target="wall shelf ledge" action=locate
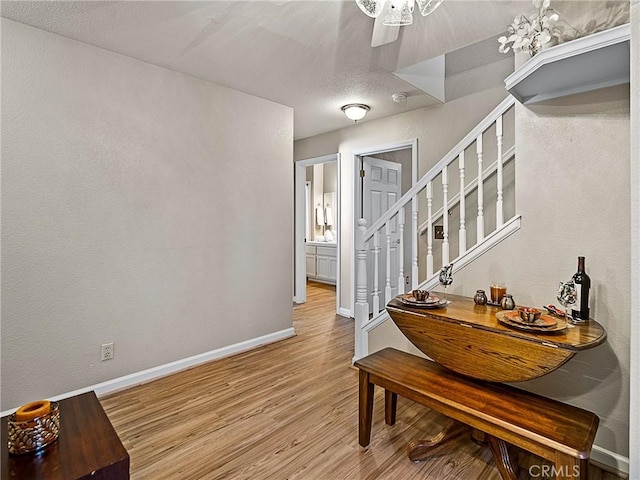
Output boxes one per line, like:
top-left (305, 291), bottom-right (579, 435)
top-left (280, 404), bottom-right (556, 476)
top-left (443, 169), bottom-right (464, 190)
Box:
top-left (504, 23), bottom-right (630, 105)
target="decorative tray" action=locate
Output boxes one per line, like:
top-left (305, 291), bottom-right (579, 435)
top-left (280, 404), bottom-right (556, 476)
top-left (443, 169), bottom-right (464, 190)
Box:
top-left (399, 293), bottom-right (447, 309)
top-left (496, 311), bottom-right (567, 333)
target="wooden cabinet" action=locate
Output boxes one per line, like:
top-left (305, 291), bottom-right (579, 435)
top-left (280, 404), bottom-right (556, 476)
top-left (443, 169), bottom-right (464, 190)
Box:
top-left (306, 243), bottom-right (336, 284)
top-left (1, 392), bottom-right (129, 479)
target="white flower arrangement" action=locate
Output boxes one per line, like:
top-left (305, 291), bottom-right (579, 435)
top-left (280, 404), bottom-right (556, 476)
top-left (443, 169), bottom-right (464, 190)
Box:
top-left (498, 0), bottom-right (629, 57)
top-left (498, 0), bottom-right (563, 56)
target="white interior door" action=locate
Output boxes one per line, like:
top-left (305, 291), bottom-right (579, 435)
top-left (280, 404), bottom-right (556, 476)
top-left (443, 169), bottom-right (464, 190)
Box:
top-left (362, 156), bottom-right (402, 305)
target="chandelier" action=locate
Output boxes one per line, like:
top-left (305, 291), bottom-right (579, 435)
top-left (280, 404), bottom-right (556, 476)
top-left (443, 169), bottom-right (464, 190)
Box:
top-left (356, 0), bottom-right (444, 26)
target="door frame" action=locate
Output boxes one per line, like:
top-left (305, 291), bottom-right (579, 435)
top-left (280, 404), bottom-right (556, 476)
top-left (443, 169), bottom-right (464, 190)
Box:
top-left (361, 155), bottom-right (403, 306)
top-left (351, 139), bottom-right (417, 316)
top-left (294, 153), bottom-right (341, 310)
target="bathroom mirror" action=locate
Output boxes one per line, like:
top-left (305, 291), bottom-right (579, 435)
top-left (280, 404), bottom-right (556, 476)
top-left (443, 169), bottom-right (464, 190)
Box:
top-left (306, 162), bottom-right (337, 243)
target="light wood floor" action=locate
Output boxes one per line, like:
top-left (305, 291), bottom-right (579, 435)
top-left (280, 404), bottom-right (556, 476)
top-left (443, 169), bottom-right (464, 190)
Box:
top-left (101, 282), bottom-right (624, 480)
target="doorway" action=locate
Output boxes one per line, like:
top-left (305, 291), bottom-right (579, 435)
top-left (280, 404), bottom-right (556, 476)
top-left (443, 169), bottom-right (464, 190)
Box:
top-left (352, 140), bottom-right (417, 315)
top-left (361, 156), bottom-right (403, 305)
top-left (294, 153), bottom-right (340, 312)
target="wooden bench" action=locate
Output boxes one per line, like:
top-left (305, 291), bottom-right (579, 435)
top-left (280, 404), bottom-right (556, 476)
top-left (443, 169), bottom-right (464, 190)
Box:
top-left (354, 347), bottom-right (599, 480)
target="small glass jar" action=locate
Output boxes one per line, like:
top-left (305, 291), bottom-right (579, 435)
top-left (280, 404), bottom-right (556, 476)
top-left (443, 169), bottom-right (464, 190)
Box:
top-left (500, 293), bottom-right (515, 310)
top-left (473, 290), bottom-right (487, 305)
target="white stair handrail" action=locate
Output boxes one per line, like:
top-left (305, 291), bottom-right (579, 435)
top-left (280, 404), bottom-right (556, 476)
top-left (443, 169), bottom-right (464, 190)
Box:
top-left (361, 95), bottom-right (516, 243)
top-left (418, 145), bottom-right (516, 236)
top-left (362, 215), bottom-right (522, 334)
top-left (355, 95), bottom-right (519, 362)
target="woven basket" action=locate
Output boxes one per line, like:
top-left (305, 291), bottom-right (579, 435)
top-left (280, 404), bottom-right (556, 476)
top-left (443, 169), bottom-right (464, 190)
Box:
top-left (7, 402), bottom-right (60, 455)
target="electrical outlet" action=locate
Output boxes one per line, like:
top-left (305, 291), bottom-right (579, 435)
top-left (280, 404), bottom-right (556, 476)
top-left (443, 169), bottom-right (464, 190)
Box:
top-left (101, 343), bottom-right (114, 361)
top-left (434, 225), bottom-right (445, 240)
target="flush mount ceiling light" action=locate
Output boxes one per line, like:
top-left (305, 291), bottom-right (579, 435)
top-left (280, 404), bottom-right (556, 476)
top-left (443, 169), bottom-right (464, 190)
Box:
top-left (341, 104), bottom-right (370, 122)
top-left (356, 0), bottom-right (444, 26)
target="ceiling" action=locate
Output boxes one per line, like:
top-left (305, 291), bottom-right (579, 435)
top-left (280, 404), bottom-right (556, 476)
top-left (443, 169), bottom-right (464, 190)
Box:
top-left (1, 1), bottom-right (529, 140)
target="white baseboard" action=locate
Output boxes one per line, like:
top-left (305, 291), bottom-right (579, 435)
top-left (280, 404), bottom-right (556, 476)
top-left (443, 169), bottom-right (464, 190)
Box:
top-left (591, 444), bottom-right (630, 475)
top-left (338, 307), bottom-right (352, 318)
top-left (1, 327), bottom-right (296, 416)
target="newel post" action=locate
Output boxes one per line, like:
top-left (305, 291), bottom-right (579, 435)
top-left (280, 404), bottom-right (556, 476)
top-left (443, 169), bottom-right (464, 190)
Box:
top-left (354, 218), bottom-right (369, 360)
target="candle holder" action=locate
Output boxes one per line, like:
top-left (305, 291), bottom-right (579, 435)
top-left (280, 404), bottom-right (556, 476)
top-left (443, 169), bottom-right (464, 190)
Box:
top-left (7, 402), bottom-right (60, 455)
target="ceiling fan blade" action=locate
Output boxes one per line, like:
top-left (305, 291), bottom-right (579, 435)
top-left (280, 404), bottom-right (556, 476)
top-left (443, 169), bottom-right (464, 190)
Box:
top-left (371, 15), bottom-right (399, 47)
top-left (415, 0), bottom-right (444, 16)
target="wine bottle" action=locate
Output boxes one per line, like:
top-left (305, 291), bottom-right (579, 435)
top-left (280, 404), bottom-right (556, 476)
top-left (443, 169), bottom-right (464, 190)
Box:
top-left (571, 256), bottom-right (591, 320)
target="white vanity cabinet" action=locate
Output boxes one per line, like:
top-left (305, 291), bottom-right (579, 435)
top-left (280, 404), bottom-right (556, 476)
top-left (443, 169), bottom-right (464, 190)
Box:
top-left (305, 245), bottom-right (317, 278)
top-left (305, 243), bottom-right (337, 284)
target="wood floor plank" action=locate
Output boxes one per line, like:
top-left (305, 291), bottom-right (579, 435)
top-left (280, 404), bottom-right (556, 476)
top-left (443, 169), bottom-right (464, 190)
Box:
top-left (100, 281), bottom-right (625, 480)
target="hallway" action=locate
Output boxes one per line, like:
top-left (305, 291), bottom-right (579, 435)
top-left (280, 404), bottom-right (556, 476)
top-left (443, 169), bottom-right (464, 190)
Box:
top-left (100, 282), bottom-right (621, 479)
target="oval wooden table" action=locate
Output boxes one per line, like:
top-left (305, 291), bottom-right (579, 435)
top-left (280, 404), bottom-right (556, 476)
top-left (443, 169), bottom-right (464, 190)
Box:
top-left (386, 293), bottom-right (606, 383)
top-left (384, 293), bottom-right (607, 477)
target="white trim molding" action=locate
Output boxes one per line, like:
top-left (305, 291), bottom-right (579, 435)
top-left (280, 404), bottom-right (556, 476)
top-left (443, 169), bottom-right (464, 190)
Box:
top-left (294, 153), bottom-right (341, 314)
top-left (0, 328), bottom-right (296, 417)
top-left (591, 444), bottom-right (630, 476)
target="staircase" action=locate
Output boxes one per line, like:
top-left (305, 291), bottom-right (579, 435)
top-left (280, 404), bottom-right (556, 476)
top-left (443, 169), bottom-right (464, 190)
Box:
top-left (354, 95), bottom-right (520, 360)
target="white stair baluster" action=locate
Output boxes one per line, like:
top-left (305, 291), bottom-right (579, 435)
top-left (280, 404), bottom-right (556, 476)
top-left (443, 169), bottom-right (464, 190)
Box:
top-left (412, 197), bottom-right (419, 289)
top-left (372, 231), bottom-right (381, 315)
top-left (476, 134), bottom-right (485, 241)
top-left (385, 223), bottom-right (392, 304)
top-left (496, 116), bottom-right (504, 228)
top-left (442, 167), bottom-right (449, 266)
top-left (354, 219), bottom-right (369, 359)
top-left (353, 96), bottom-right (517, 362)
top-left (458, 151), bottom-right (467, 255)
top-left (426, 181), bottom-right (434, 277)
top-left (397, 207), bottom-right (405, 295)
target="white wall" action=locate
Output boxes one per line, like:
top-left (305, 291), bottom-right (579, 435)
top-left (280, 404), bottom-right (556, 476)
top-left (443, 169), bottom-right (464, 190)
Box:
top-left (1, 20), bottom-right (294, 409)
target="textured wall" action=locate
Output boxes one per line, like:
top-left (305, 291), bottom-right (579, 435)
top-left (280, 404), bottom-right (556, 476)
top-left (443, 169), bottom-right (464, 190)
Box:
top-left (449, 84), bottom-right (631, 459)
top-left (367, 84), bottom-right (631, 461)
top-left (1, 20), bottom-right (294, 409)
